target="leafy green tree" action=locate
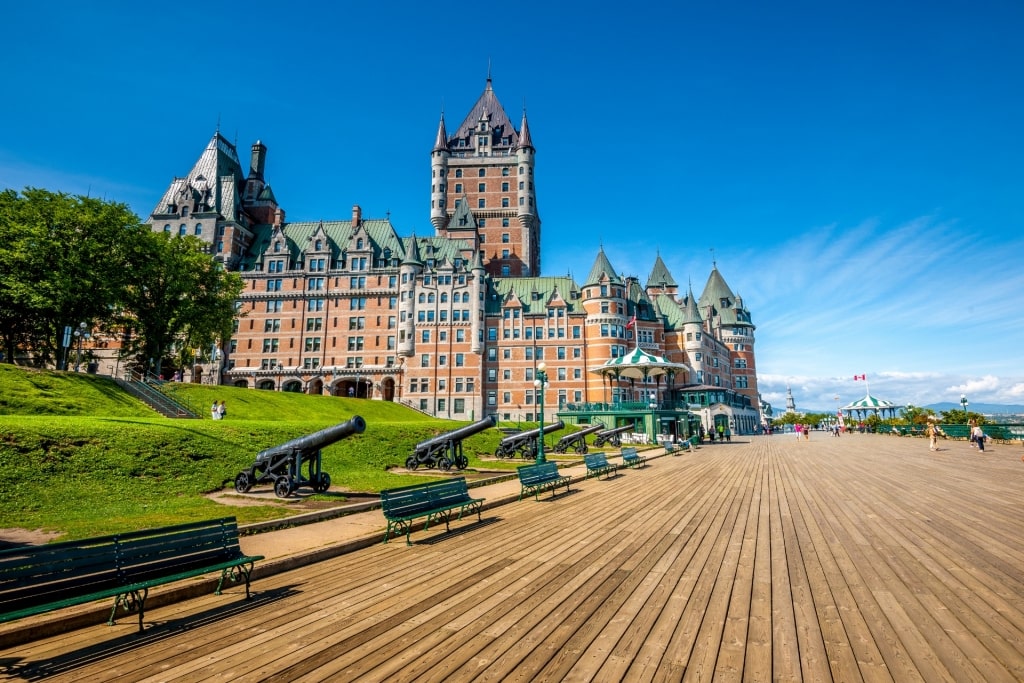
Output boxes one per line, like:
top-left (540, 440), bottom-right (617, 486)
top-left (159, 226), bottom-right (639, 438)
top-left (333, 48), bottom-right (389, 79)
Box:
top-left (0, 188), bottom-right (139, 366)
top-left (118, 232), bottom-right (243, 377)
top-left (900, 404), bottom-right (936, 425)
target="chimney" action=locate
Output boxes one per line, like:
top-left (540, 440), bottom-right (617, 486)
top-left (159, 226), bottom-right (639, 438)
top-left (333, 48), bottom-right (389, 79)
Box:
top-left (250, 140), bottom-right (267, 180)
top-left (274, 207), bottom-right (285, 228)
top-left (352, 204), bottom-right (362, 226)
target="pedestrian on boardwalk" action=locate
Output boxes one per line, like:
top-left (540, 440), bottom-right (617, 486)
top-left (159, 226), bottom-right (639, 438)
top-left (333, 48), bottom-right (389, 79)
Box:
top-left (926, 419), bottom-right (938, 451)
top-left (972, 424), bottom-right (986, 452)
top-left (795, 423), bottom-right (802, 440)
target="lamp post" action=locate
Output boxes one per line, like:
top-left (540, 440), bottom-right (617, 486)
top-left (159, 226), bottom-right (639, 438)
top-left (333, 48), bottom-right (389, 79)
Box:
top-left (960, 394), bottom-right (968, 422)
top-left (72, 322), bottom-right (89, 372)
top-left (533, 362), bottom-right (550, 464)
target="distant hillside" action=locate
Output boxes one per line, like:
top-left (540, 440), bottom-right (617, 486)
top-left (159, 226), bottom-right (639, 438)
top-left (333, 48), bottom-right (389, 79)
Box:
top-left (923, 402), bottom-right (1024, 415)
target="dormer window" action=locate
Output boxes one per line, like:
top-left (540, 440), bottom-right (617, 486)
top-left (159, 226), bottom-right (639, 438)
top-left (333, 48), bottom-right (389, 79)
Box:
top-left (181, 206), bottom-right (189, 217)
top-left (273, 241), bottom-right (281, 253)
top-left (315, 240), bottom-right (322, 250)
top-left (356, 238), bottom-right (363, 249)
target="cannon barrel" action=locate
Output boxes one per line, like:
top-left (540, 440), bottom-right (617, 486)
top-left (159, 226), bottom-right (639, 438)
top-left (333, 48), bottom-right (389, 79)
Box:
top-left (596, 424), bottom-right (632, 437)
top-left (557, 423), bottom-right (604, 442)
top-left (414, 415), bottom-right (497, 453)
top-left (499, 420), bottom-right (565, 445)
top-left (257, 415), bottom-right (367, 461)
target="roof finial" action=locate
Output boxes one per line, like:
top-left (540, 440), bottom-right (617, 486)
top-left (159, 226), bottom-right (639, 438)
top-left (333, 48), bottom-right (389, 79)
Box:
top-left (487, 58), bottom-right (492, 82)
top-left (710, 247), bottom-right (716, 267)
top-left (216, 113), bottom-right (221, 135)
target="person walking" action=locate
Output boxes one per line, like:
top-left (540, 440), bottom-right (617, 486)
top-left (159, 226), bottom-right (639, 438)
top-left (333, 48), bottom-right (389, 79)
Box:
top-left (211, 401), bottom-right (220, 420)
top-left (972, 424), bottom-right (986, 453)
top-left (217, 400), bottom-right (226, 419)
top-left (926, 420), bottom-right (938, 451)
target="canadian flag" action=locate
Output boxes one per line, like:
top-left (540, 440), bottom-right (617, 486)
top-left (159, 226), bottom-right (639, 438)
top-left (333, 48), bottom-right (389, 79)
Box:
top-left (626, 315), bottom-right (636, 330)
top-left (853, 374), bottom-right (866, 381)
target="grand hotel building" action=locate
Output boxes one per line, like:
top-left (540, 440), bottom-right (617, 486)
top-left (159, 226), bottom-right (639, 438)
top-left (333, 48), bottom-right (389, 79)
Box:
top-left (148, 78), bottom-right (763, 434)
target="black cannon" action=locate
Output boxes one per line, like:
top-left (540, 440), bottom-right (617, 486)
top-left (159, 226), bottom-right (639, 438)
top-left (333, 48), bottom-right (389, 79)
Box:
top-left (552, 423), bottom-right (605, 454)
top-left (406, 415), bottom-right (497, 471)
top-left (593, 424), bottom-right (633, 447)
top-left (495, 420), bottom-right (566, 459)
top-left (234, 415), bottom-right (366, 498)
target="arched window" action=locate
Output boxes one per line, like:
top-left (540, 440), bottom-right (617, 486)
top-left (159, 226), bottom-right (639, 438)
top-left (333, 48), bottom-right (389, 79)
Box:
top-left (478, 168), bottom-right (485, 177)
top-left (427, 293), bottom-right (435, 303)
top-left (356, 238), bottom-right (364, 249)
top-left (440, 292), bottom-right (448, 303)
top-left (194, 223), bottom-right (202, 236)
top-left (179, 224), bottom-right (187, 236)
top-left (315, 240), bottom-right (322, 250)
top-left (163, 224), bottom-right (171, 233)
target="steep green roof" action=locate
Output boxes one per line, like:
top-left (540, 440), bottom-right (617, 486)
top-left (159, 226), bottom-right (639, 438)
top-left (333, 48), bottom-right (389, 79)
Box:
top-left (584, 247), bottom-right (622, 286)
top-left (646, 254), bottom-right (677, 289)
top-left (242, 218), bottom-right (403, 268)
top-left (485, 276), bottom-right (582, 315)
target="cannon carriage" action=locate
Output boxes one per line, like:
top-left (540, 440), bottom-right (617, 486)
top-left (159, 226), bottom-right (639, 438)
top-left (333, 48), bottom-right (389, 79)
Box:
top-left (593, 424), bottom-right (633, 447)
top-left (405, 415), bottom-right (497, 471)
top-left (551, 423), bottom-right (605, 454)
top-left (495, 421), bottom-right (566, 459)
top-left (234, 415), bottom-right (366, 498)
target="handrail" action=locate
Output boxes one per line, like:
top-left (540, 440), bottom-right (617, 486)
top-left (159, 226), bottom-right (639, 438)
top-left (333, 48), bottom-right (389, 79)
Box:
top-left (124, 372), bottom-right (199, 418)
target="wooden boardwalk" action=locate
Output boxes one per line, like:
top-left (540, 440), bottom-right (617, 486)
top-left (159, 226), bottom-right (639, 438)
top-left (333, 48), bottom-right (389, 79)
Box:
top-left (3, 434), bottom-right (1024, 682)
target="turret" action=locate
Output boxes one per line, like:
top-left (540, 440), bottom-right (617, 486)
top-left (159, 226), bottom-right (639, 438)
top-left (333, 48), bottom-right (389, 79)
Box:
top-left (398, 235), bottom-right (423, 357)
top-left (430, 114), bottom-right (449, 231)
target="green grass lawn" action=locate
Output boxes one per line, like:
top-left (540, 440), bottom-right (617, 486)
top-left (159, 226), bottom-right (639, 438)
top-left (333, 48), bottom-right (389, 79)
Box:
top-left (0, 366), bottom-right (541, 540)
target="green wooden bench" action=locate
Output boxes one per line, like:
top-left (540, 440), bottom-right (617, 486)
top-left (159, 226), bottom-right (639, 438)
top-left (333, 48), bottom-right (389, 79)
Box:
top-left (0, 517), bottom-right (262, 633)
top-left (621, 446), bottom-right (646, 468)
top-left (583, 452), bottom-right (618, 480)
top-left (381, 477), bottom-right (484, 545)
top-left (517, 462), bottom-right (571, 501)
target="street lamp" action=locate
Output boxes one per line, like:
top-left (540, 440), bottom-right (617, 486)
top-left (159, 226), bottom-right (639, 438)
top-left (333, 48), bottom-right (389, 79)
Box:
top-left (73, 322), bottom-right (90, 372)
top-left (533, 362), bottom-right (550, 464)
top-left (960, 394), bottom-right (968, 422)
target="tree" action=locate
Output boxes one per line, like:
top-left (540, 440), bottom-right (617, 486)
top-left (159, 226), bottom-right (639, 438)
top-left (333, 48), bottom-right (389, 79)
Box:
top-left (0, 188), bottom-right (139, 366)
top-left (118, 232), bottom-right (243, 377)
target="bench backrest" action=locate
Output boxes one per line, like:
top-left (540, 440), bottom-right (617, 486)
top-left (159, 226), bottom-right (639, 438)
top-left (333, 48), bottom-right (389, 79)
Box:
top-left (518, 462), bottom-right (561, 485)
top-left (621, 447), bottom-right (638, 458)
top-left (381, 478), bottom-right (471, 518)
top-left (0, 517), bottom-right (243, 614)
top-left (584, 453), bottom-right (609, 468)
top-left (115, 518), bottom-right (245, 584)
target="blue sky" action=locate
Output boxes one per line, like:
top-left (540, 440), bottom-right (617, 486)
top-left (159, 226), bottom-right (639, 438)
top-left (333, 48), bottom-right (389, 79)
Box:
top-left (3, 1), bottom-right (1023, 412)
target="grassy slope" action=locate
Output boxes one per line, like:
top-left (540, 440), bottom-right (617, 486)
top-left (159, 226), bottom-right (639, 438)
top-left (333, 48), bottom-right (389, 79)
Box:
top-left (0, 366), bottom-right (529, 539)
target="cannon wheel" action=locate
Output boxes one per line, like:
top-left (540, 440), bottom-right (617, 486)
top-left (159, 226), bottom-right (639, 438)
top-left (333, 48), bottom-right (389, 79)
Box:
top-left (234, 472), bottom-right (252, 493)
top-left (405, 455), bottom-right (419, 471)
top-left (577, 443), bottom-right (589, 454)
top-left (438, 457), bottom-right (452, 472)
top-left (274, 477), bottom-right (293, 498)
top-left (314, 472), bottom-right (331, 493)
top-left (455, 455), bottom-right (469, 469)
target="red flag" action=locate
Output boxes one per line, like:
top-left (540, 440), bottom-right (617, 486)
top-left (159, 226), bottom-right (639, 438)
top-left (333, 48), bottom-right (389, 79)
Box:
top-left (626, 315), bottom-right (636, 330)
top-left (853, 374), bottom-right (866, 381)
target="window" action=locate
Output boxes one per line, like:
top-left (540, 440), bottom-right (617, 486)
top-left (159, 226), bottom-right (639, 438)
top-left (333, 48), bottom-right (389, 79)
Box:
top-left (178, 224), bottom-right (187, 236)
top-left (266, 300), bottom-right (283, 312)
top-left (264, 319), bottom-right (281, 332)
top-left (304, 338), bottom-right (321, 352)
top-left (455, 183), bottom-right (462, 193)
top-left (478, 199), bottom-right (485, 208)
top-left (735, 358), bottom-right (748, 369)
top-left (478, 168), bottom-right (485, 177)
top-left (306, 317), bottom-right (323, 331)
top-left (455, 169), bottom-right (462, 178)
top-left (502, 182), bottom-right (509, 191)
top-left (194, 223), bottom-right (202, 236)
top-left (478, 183), bottom-right (485, 192)
top-left (262, 339), bottom-right (279, 353)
